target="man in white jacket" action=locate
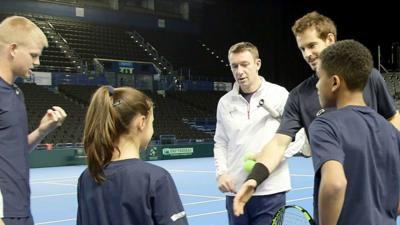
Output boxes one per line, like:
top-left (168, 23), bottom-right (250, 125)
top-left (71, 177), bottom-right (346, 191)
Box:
top-left (213, 42), bottom-right (306, 225)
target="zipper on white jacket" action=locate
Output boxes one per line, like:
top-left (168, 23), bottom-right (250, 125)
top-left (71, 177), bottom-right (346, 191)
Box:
top-left (240, 95), bottom-right (251, 120)
top-left (247, 104), bottom-right (250, 119)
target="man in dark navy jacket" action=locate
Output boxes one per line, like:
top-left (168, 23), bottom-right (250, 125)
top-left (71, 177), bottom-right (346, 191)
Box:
top-left (0, 16), bottom-right (67, 225)
top-left (233, 11), bottom-right (400, 216)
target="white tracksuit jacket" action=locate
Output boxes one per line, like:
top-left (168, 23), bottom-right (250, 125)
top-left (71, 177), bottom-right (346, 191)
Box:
top-left (213, 76), bottom-right (307, 196)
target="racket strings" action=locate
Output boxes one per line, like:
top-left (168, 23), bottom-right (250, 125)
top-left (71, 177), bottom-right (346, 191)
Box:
top-left (274, 207), bottom-right (312, 225)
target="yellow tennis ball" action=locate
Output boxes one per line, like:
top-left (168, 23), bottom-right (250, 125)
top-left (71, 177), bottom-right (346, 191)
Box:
top-left (244, 152), bottom-right (255, 161)
top-left (243, 159), bottom-right (256, 173)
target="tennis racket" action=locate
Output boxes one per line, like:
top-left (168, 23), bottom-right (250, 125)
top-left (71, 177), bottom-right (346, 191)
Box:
top-left (271, 205), bottom-right (315, 225)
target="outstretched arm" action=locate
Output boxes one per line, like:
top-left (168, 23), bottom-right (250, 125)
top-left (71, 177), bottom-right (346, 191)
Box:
top-left (257, 133), bottom-right (293, 171)
top-left (233, 133), bottom-right (292, 216)
top-left (28, 106), bottom-right (67, 151)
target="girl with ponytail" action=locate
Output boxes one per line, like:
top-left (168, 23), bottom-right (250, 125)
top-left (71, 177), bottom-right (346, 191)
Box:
top-left (77, 86), bottom-right (188, 225)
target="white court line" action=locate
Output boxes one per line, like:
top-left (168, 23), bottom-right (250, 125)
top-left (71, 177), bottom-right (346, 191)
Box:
top-left (32, 192), bottom-right (223, 200)
top-left (187, 210), bottom-right (227, 218)
top-left (31, 176), bottom-right (78, 182)
top-left (33, 211), bottom-right (227, 224)
top-left (187, 196), bottom-right (313, 219)
top-left (168, 169), bottom-right (314, 177)
top-left (179, 193), bottom-right (223, 199)
top-left (287, 196), bottom-right (313, 203)
top-left (35, 218), bottom-right (75, 225)
top-left (33, 181), bottom-right (76, 187)
top-left (291, 186), bottom-right (313, 191)
top-left (33, 192), bottom-right (222, 200)
top-left (29, 172), bottom-right (313, 178)
top-left (32, 180), bottom-right (75, 185)
top-left (33, 211), bottom-right (230, 224)
top-left (32, 192), bottom-right (76, 199)
top-left (290, 173), bottom-right (314, 177)
top-left (169, 169), bottom-right (215, 173)
top-left (184, 198), bottom-right (225, 206)
top-left (33, 197), bottom-right (313, 223)
top-left (31, 188), bottom-right (311, 200)
top-left (32, 180), bottom-right (76, 185)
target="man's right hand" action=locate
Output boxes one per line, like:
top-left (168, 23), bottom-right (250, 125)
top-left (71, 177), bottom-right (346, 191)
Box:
top-left (217, 173), bottom-right (236, 193)
top-left (0, 218), bottom-right (5, 225)
top-left (233, 179), bottom-right (257, 216)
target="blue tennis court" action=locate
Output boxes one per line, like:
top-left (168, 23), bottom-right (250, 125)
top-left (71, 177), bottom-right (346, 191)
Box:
top-left (29, 157), bottom-right (399, 225)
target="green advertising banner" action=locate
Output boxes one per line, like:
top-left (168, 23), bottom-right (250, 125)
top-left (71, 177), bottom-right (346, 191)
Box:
top-left (29, 143), bottom-right (214, 168)
top-left (141, 143), bottom-right (213, 161)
